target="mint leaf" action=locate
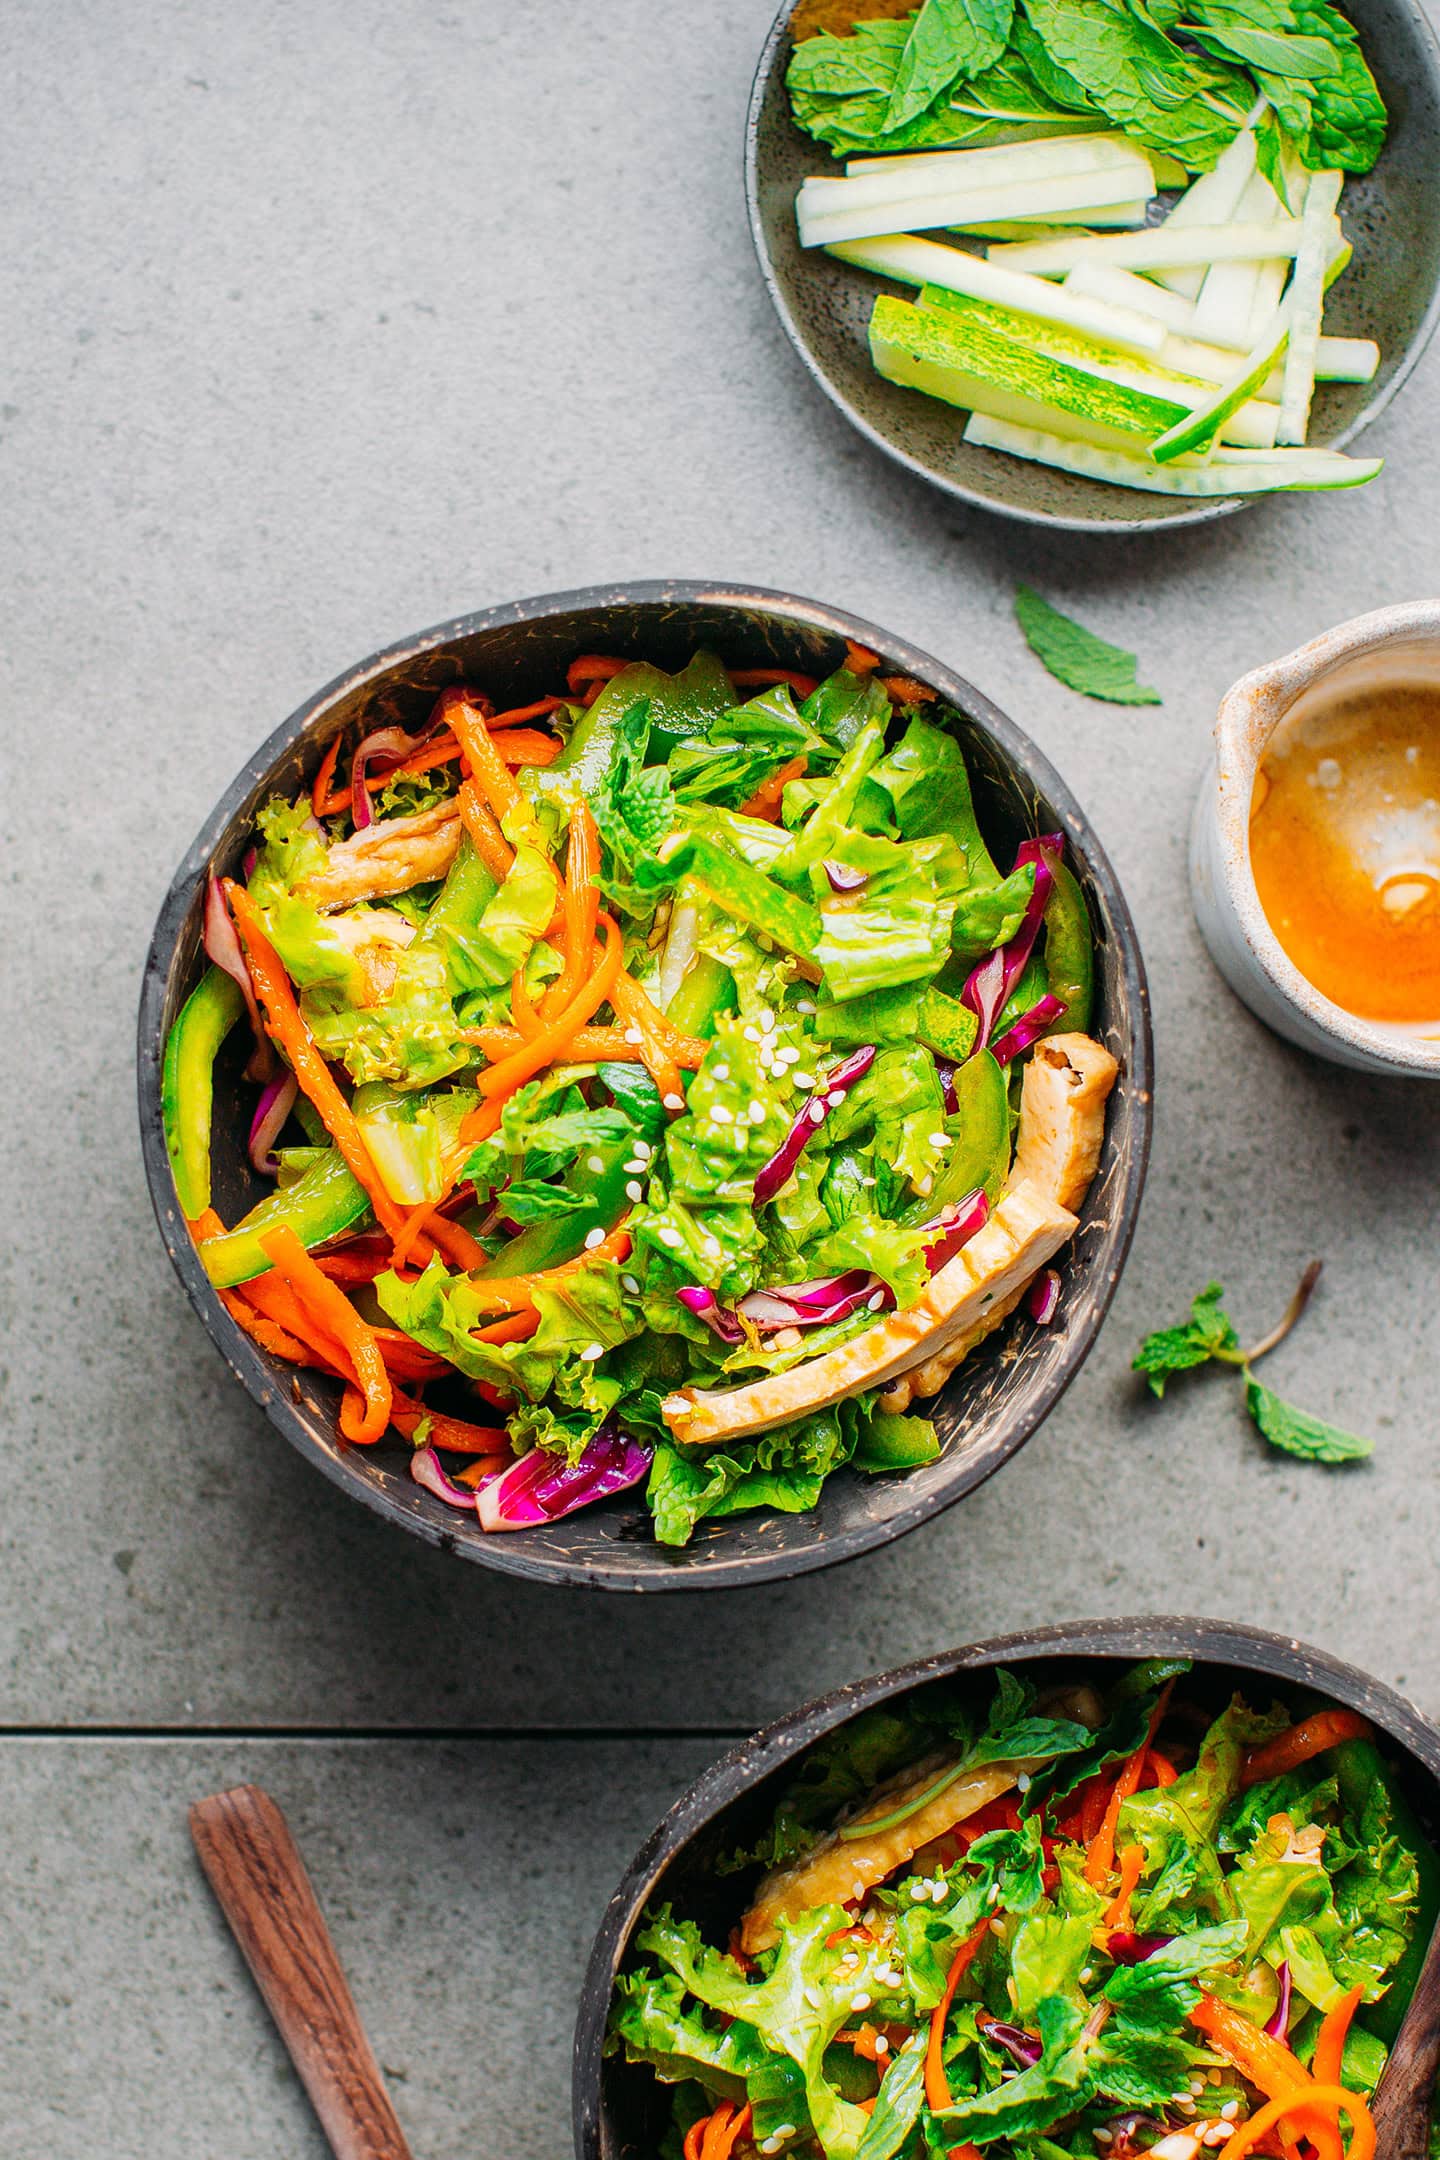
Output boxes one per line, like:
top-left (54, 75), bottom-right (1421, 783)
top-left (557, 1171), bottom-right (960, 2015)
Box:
top-left (1245, 1377), bottom-right (1374, 1463)
top-left (1017, 0), bottom-right (1250, 167)
top-left (1133, 1281), bottom-right (1239, 1396)
top-left (884, 0), bottom-right (1016, 131)
top-left (1015, 587), bottom-right (1161, 706)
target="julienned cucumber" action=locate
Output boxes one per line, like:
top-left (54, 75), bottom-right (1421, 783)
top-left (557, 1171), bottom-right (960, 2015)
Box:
top-left (828, 233), bottom-right (1168, 358)
top-left (870, 294), bottom-right (1188, 453)
top-left (964, 412), bottom-right (1381, 495)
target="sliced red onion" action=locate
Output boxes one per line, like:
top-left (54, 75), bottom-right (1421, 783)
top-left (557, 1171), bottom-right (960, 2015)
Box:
top-left (960, 834), bottom-right (1062, 1052)
top-left (933, 1056), bottom-right (959, 1115)
top-left (989, 993), bottom-right (1066, 1067)
top-left (919, 1187), bottom-right (988, 1272)
top-left (1265, 1960), bottom-right (1292, 2039)
top-left (752, 1045), bottom-right (876, 1207)
top-left (737, 1269), bottom-right (893, 1331)
top-left (410, 1443), bottom-right (482, 1511)
top-left (1106, 1932), bottom-right (1174, 1965)
top-left (204, 873), bottom-right (275, 1081)
top-left (978, 2016), bottom-right (1043, 2069)
top-left (248, 1072), bottom-right (299, 1175)
top-left (1104, 2114), bottom-right (1169, 2156)
top-left (350, 725), bottom-right (419, 831)
top-left (477, 1426), bottom-right (650, 1532)
top-left (1028, 1268), bottom-right (1061, 1325)
top-left (677, 1284), bottom-right (745, 1344)
top-left (242, 845), bottom-right (258, 879)
top-left (823, 858), bottom-right (869, 893)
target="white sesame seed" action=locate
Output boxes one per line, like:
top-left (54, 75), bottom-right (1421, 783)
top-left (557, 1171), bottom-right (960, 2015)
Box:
top-left (1079, 1967), bottom-right (1094, 1984)
top-left (634, 1138), bottom-right (652, 1159)
top-left (986, 1883), bottom-right (1000, 1904)
top-left (583, 1227), bottom-right (605, 1250)
top-left (850, 1992), bottom-right (871, 2013)
top-left (760, 1008), bottom-right (776, 1030)
top-left (874, 2035), bottom-right (889, 2057)
top-left (1016, 1772), bottom-right (1031, 1792)
top-left (580, 1342), bottom-right (603, 1360)
top-left (860, 1175), bottom-right (876, 1187)
top-left (711, 1103), bottom-right (732, 1123)
top-left (916, 1172), bottom-right (933, 1196)
top-left (709, 1066), bottom-right (728, 1083)
top-left (623, 1158), bottom-right (646, 1174)
top-left (1095, 2132), bottom-right (1114, 2147)
top-left (795, 1000), bottom-right (816, 1015)
top-left (761, 2142), bottom-right (780, 2157)
top-left (626, 1180), bottom-right (643, 1202)
top-left (866, 1291), bottom-right (885, 1312)
top-left (990, 1918), bottom-right (1005, 1936)
top-left (827, 1090), bottom-right (846, 1109)
top-left (1189, 2079), bottom-right (1207, 2096)
top-left (792, 1072), bottom-right (814, 1090)
top-left (775, 2129), bottom-right (796, 2143)
top-left (748, 1101), bottom-right (766, 1124)
top-left (621, 1275), bottom-right (640, 1294)
top-left (587, 1154), bottom-right (605, 1173)
top-left (1220, 2103), bottom-right (1239, 2121)
top-left (929, 1131), bottom-right (953, 1149)
top-left (623, 1027), bottom-right (644, 1046)
top-left (658, 1227), bottom-right (683, 1248)
top-left (910, 1882), bottom-right (927, 1902)
top-left (663, 1093), bottom-right (684, 1111)
top-left (742, 1026), bottom-right (760, 1043)
top-left (808, 1101), bottom-right (827, 1124)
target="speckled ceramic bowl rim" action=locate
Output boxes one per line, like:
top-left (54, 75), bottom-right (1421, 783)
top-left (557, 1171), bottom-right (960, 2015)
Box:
top-left (743, 0), bottom-right (1440, 536)
top-left (1216, 597), bottom-right (1440, 1073)
top-left (572, 1615), bottom-right (1440, 2156)
top-left (137, 580), bottom-right (1152, 1592)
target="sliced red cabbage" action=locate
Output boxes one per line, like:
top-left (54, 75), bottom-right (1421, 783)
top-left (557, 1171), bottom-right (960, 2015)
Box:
top-left (1028, 1267), bottom-right (1061, 1325)
top-left (989, 993), bottom-right (1066, 1067)
top-left (204, 872), bottom-right (275, 1081)
top-left (960, 834), bottom-right (1062, 1052)
top-left (737, 1269), bottom-right (893, 1331)
top-left (1104, 2114), bottom-right (1169, 2156)
top-left (677, 1284), bottom-right (745, 1344)
top-left (919, 1188), bottom-right (988, 1271)
top-left (350, 725), bottom-right (420, 831)
top-left (410, 1443), bottom-right (481, 1511)
top-left (477, 1427), bottom-right (650, 1532)
top-left (248, 1072), bottom-right (299, 1175)
top-left (933, 1055), bottom-right (960, 1115)
top-left (1265, 1960), bottom-right (1292, 2039)
top-left (978, 2017), bottom-right (1043, 2069)
top-left (1106, 1932), bottom-right (1174, 1965)
top-left (823, 858), bottom-right (868, 893)
top-left (752, 1044), bottom-right (876, 1207)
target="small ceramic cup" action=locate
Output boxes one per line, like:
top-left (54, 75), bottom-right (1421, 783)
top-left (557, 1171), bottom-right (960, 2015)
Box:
top-left (1190, 598), bottom-right (1440, 1076)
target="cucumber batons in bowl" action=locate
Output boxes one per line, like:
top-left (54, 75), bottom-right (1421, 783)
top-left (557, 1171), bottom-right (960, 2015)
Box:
top-left (138, 582), bottom-right (1150, 1590)
top-left (745, 0), bottom-right (1440, 531)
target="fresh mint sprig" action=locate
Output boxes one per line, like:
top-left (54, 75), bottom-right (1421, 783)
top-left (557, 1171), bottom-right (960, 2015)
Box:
top-left (1133, 1261), bottom-right (1373, 1464)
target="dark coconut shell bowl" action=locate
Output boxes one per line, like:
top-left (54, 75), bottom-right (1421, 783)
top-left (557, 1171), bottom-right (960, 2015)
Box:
top-left (138, 582), bottom-right (1151, 1591)
top-left (746, 0), bottom-right (1440, 533)
top-left (575, 1617), bottom-right (1440, 2155)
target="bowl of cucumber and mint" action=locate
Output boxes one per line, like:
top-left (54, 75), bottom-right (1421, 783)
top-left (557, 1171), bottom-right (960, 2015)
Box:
top-left (746, 0), bottom-right (1440, 530)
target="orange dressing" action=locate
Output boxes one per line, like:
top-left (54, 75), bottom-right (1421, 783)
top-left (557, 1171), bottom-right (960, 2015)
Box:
top-left (1249, 683), bottom-right (1440, 1025)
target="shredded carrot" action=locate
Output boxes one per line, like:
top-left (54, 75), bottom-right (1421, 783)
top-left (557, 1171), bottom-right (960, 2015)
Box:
top-left (457, 777), bottom-right (515, 882)
top-left (386, 1390), bottom-right (508, 1457)
top-left (1189, 1992), bottom-right (1315, 2102)
top-left (844, 640), bottom-right (880, 675)
top-left (1240, 1711), bottom-right (1373, 1790)
top-left (233, 1267), bottom-right (350, 1370)
top-left (259, 1225), bottom-right (393, 1443)
top-left (1085, 1683), bottom-right (1174, 1885)
top-left (226, 884), bottom-right (408, 1241)
top-left (543, 802), bottom-right (600, 1019)
top-left (460, 1023), bottom-right (706, 1068)
top-left (566, 654), bottom-right (628, 695)
top-left (460, 1223), bottom-right (632, 1314)
top-left (1104, 1844), bottom-right (1146, 1929)
top-left (947, 2146), bottom-right (984, 2160)
top-left (695, 2102), bottom-right (751, 2160)
top-left (220, 1287), bottom-right (316, 1366)
top-left (880, 673), bottom-right (937, 704)
top-left (739, 752), bottom-right (808, 822)
top-left (475, 913), bottom-right (624, 1099)
top-left (611, 969), bottom-right (685, 1107)
top-left (472, 1310), bottom-right (540, 1344)
top-left (1213, 2087), bottom-right (1373, 2160)
top-left (683, 2118), bottom-right (707, 2160)
top-left (730, 666), bottom-right (818, 697)
top-left (926, 1916), bottom-right (990, 2111)
top-left (371, 1329), bottom-right (451, 1382)
top-left (1314, 1984), bottom-right (1364, 2088)
top-left (445, 690), bottom-right (526, 822)
top-left (1144, 1748), bottom-right (1178, 1788)
top-left (453, 1455), bottom-right (507, 1489)
top-left (311, 734), bottom-right (343, 818)
top-left (487, 694), bottom-right (567, 728)
top-left (510, 959), bottom-right (545, 1040)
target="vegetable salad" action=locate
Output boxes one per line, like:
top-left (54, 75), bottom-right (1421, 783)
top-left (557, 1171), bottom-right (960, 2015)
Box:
top-left (787, 1), bottom-right (1390, 498)
top-left (609, 1660), bottom-right (1437, 2158)
top-left (164, 644), bottom-right (1105, 1546)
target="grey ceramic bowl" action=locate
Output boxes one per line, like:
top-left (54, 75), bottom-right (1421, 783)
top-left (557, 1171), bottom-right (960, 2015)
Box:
top-left (575, 1617), bottom-right (1440, 2156)
top-left (138, 581), bottom-right (1151, 1592)
top-left (746, 0), bottom-right (1440, 533)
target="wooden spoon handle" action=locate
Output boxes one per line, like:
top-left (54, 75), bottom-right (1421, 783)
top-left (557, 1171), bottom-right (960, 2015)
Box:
top-left (190, 1784), bottom-right (414, 2160)
top-left (1373, 1917), bottom-right (1440, 2159)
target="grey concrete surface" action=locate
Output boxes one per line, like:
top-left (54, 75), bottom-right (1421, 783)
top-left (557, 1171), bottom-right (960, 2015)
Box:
top-left (3, 0), bottom-right (1439, 1744)
top-left (0, 1734), bottom-right (719, 2158)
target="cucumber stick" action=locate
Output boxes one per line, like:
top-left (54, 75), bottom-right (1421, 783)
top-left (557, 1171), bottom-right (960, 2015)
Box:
top-left (988, 220), bottom-right (1304, 276)
top-left (841, 132), bottom-right (1137, 180)
top-left (870, 293), bottom-right (1187, 451)
top-left (916, 287), bottom-right (1278, 447)
top-left (1277, 169), bottom-right (1345, 444)
top-left (1065, 266), bottom-right (1374, 383)
top-left (1153, 108), bottom-right (1261, 299)
top-left (828, 234), bottom-right (1167, 356)
top-left (1191, 170), bottom-right (1286, 349)
top-left (1066, 261), bottom-right (1198, 333)
top-left (798, 157), bottom-right (1153, 249)
top-left (964, 412), bottom-right (1381, 495)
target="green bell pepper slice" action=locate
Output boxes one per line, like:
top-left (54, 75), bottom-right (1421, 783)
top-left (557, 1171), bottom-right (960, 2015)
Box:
top-left (900, 1048), bottom-right (1010, 1222)
top-left (199, 1148), bottom-right (371, 1288)
top-left (533, 653), bottom-right (734, 799)
top-left (666, 953), bottom-right (736, 1039)
top-left (162, 965), bottom-right (245, 1219)
top-left (1043, 857), bottom-right (1094, 1035)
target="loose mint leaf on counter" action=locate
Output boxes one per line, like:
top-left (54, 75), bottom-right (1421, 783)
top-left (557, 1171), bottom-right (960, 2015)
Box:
top-left (1245, 1378), bottom-right (1374, 1463)
top-left (1133, 1281), bottom-right (1239, 1396)
top-left (1015, 586), bottom-right (1162, 706)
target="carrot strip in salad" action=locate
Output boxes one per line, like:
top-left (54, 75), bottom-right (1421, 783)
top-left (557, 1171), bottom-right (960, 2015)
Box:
top-left (1189, 1992), bottom-right (1315, 2102)
top-left (1241, 1711), bottom-right (1373, 1789)
top-left (311, 735), bottom-right (343, 819)
top-left (740, 753), bottom-right (808, 822)
top-left (543, 802), bottom-right (600, 1019)
top-left (259, 1225), bottom-right (392, 1443)
top-left (487, 694), bottom-right (567, 728)
top-left (926, 1917), bottom-right (990, 2110)
top-left (1104, 1843), bottom-right (1146, 1928)
top-left (460, 1023), bottom-right (707, 1068)
top-left (220, 1287), bottom-right (316, 1366)
top-left (610, 969), bottom-right (686, 1108)
top-left (1085, 1682), bottom-right (1174, 1884)
top-left (1145, 1748), bottom-right (1178, 1787)
top-left (446, 692), bottom-right (526, 822)
top-left (844, 640), bottom-right (880, 674)
top-left (1213, 2087), bottom-right (1373, 2160)
top-left (730, 666), bottom-right (818, 696)
top-left (1314, 1984), bottom-right (1365, 2087)
top-left (385, 1390), bottom-right (508, 1458)
top-left (457, 778), bottom-right (515, 882)
top-left (476, 913), bottom-right (624, 1099)
top-left (881, 674), bottom-right (937, 704)
top-left (461, 1222), bottom-right (632, 1314)
top-left (566, 654), bottom-right (628, 695)
top-left (472, 1310), bottom-right (540, 1344)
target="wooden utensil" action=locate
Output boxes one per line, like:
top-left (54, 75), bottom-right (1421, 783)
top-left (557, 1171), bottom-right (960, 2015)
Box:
top-left (190, 1783), bottom-right (414, 2160)
top-left (1373, 1919), bottom-right (1440, 2158)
